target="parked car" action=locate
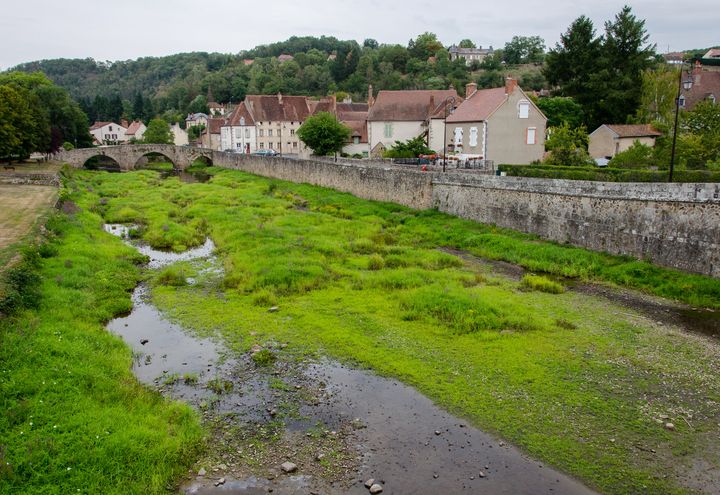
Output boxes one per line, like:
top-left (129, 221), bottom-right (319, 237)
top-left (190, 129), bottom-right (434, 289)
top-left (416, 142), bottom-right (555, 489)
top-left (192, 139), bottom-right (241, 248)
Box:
top-left (252, 149), bottom-right (279, 157)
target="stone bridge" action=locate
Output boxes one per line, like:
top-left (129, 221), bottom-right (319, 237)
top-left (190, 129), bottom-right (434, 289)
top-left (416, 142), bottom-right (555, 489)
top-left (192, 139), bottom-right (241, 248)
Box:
top-left (57, 144), bottom-right (214, 170)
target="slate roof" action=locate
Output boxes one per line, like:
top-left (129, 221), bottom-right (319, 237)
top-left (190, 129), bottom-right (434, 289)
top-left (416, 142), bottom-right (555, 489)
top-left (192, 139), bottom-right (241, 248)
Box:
top-left (604, 124), bottom-right (663, 138)
top-left (368, 90), bottom-right (458, 122)
top-left (244, 95), bottom-right (312, 122)
top-left (445, 87), bottom-right (507, 123)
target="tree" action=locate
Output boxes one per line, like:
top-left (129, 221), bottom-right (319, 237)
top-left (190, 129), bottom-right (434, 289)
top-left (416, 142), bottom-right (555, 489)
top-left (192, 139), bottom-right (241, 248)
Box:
top-left (592, 5), bottom-right (656, 127)
top-left (458, 39), bottom-right (476, 49)
top-left (409, 32), bottom-right (443, 60)
top-left (143, 118), bottom-right (173, 144)
top-left (544, 15), bottom-right (602, 124)
top-left (535, 97), bottom-right (585, 128)
top-left (503, 36), bottom-right (545, 64)
top-left (296, 112), bottom-right (350, 156)
top-left (544, 124), bottom-right (592, 166)
top-left (383, 135), bottom-right (434, 158)
top-left (635, 67), bottom-right (677, 124)
top-left (363, 39), bottom-right (379, 50)
top-left (0, 85), bottom-right (39, 160)
top-left (608, 140), bottom-right (656, 168)
top-left (187, 124), bottom-right (205, 140)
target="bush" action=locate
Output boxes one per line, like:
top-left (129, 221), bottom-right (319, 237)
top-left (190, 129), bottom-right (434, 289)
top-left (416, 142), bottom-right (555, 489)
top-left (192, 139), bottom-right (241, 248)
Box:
top-left (251, 349), bottom-right (276, 367)
top-left (156, 266), bottom-right (187, 286)
top-left (521, 274), bottom-right (565, 294)
top-left (367, 254), bottom-right (385, 270)
top-left (608, 141), bottom-right (656, 169)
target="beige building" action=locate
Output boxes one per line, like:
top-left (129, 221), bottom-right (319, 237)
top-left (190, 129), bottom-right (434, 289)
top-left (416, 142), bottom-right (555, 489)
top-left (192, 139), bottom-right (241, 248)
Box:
top-left (445, 78), bottom-right (546, 164)
top-left (124, 121), bottom-right (146, 142)
top-left (448, 45), bottom-right (494, 65)
top-left (245, 94), bottom-right (311, 155)
top-left (367, 87), bottom-right (460, 156)
top-left (170, 123), bottom-right (189, 146)
top-left (588, 124), bottom-right (662, 159)
top-left (89, 121), bottom-right (128, 145)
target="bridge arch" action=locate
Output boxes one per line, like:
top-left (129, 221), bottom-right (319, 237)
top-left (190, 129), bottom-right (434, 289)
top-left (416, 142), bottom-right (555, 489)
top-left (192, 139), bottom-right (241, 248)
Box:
top-left (134, 151), bottom-right (177, 170)
top-left (57, 145), bottom-right (216, 171)
top-left (83, 154), bottom-right (122, 171)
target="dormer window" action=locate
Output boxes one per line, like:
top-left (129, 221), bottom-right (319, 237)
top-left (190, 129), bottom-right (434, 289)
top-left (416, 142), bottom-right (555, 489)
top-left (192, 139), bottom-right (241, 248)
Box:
top-left (679, 95), bottom-right (686, 108)
top-left (518, 101), bottom-right (530, 119)
top-left (709, 94), bottom-right (716, 104)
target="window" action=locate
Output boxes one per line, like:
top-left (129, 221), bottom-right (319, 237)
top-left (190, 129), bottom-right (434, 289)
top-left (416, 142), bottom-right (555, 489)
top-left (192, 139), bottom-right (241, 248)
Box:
top-left (290, 129), bottom-right (295, 136)
top-left (526, 127), bottom-right (537, 145)
top-left (469, 127), bottom-right (478, 147)
top-left (259, 129), bottom-right (264, 137)
top-left (679, 95), bottom-right (685, 108)
top-left (384, 123), bottom-right (393, 138)
top-left (268, 129), bottom-right (273, 137)
top-left (236, 143), bottom-right (242, 148)
top-left (709, 94), bottom-right (716, 104)
top-left (259, 142), bottom-right (265, 149)
top-left (353, 136), bottom-right (360, 144)
top-left (518, 101), bottom-right (530, 119)
top-left (105, 134), bottom-right (110, 140)
top-left (235, 129), bottom-right (241, 138)
top-left (109, 125), bottom-right (113, 131)
top-left (245, 129), bottom-right (250, 138)
top-left (293, 142), bottom-right (298, 148)
top-left (453, 127), bottom-right (463, 146)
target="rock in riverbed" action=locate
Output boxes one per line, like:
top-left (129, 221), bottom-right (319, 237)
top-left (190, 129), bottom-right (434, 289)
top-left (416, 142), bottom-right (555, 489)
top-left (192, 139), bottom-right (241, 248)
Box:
top-left (369, 483), bottom-right (383, 493)
top-left (280, 462), bottom-right (297, 473)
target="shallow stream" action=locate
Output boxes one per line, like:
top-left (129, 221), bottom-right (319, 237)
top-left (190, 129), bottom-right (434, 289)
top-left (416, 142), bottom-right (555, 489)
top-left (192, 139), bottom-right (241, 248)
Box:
top-left (104, 224), bottom-right (597, 495)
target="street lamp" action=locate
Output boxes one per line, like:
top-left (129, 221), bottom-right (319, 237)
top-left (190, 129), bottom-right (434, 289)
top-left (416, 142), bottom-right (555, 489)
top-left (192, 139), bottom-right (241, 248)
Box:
top-left (442, 95), bottom-right (456, 173)
top-left (669, 64), bottom-right (694, 182)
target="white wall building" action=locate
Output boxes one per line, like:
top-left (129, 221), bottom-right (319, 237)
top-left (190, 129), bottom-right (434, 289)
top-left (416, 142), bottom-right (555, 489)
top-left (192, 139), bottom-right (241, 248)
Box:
top-left (89, 122), bottom-right (128, 145)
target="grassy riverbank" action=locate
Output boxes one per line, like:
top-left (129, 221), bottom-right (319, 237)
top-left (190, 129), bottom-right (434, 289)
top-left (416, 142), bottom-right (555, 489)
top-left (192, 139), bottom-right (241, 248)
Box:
top-left (15, 166), bottom-right (720, 494)
top-left (0, 207), bottom-right (203, 494)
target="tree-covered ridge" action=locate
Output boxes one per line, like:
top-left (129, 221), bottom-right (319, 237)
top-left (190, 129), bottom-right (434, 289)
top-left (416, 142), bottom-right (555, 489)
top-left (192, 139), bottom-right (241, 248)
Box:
top-left (9, 33), bottom-right (548, 125)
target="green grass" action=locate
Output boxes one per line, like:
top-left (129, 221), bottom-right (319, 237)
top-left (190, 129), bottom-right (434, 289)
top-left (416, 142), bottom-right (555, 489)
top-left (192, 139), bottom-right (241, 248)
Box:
top-left (521, 274), bottom-right (565, 294)
top-left (39, 166), bottom-right (720, 494)
top-left (0, 208), bottom-right (203, 494)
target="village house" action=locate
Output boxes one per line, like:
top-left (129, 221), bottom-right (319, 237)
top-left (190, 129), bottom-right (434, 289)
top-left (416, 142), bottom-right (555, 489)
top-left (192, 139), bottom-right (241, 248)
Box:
top-left (680, 62), bottom-right (720, 110)
top-left (185, 112), bottom-right (209, 129)
top-left (170, 123), bottom-right (189, 146)
top-left (588, 124), bottom-right (662, 159)
top-left (199, 118), bottom-right (223, 150)
top-left (124, 120), bottom-right (146, 142)
top-left (367, 87), bottom-right (460, 157)
top-left (445, 78), bottom-right (546, 164)
top-left (89, 121), bottom-right (128, 145)
top-left (307, 95), bottom-right (370, 157)
top-left (220, 101), bottom-right (256, 153)
top-left (245, 94), bottom-right (311, 154)
top-left (448, 45), bottom-right (494, 65)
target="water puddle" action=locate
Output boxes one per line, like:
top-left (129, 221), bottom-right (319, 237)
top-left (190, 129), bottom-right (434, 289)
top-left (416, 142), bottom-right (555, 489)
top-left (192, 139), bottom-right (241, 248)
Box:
top-left (104, 225), bottom-right (596, 495)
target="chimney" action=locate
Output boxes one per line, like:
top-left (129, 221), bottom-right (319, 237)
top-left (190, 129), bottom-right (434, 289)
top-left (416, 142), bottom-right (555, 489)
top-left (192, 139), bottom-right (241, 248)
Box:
top-left (693, 60), bottom-right (702, 84)
top-left (505, 77), bottom-right (518, 95)
top-left (465, 82), bottom-right (477, 99)
top-left (277, 92), bottom-right (283, 104)
top-left (368, 85), bottom-right (375, 107)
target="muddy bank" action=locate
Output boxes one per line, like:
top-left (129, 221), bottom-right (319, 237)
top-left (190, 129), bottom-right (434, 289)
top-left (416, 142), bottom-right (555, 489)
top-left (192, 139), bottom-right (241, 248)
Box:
top-left (103, 225), bottom-right (596, 495)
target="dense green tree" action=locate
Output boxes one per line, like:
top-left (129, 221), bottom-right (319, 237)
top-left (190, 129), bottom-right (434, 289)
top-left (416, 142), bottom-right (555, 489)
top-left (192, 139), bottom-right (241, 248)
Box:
top-left (383, 135), bottom-right (435, 158)
top-left (635, 66), bottom-right (678, 124)
top-left (535, 97), bottom-right (585, 128)
top-left (503, 36), bottom-right (545, 64)
top-left (458, 39), bottom-right (476, 49)
top-left (296, 112), bottom-right (350, 156)
top-left (363, 39), bottom-right (379, 50)
top-left (544, 123), bottom-right (592, 166)
top-left (408, 32), bottom-right (443, 60)
top-left (0, 85), bottom-right (39, 159)
top-left (608, 140), bottom-right (656, 168)
top-left (143, 118), bottom-right (173, 144)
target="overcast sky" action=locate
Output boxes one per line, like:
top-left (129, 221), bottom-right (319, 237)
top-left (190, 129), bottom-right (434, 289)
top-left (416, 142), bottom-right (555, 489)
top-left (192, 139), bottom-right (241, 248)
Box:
top-left (2, 0), bottom-right (717, 70)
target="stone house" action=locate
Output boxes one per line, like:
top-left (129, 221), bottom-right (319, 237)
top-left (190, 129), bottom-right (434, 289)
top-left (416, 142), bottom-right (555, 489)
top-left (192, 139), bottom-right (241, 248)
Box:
top-left (199, 118), bottom-right (223, 150)
top-left (220, 102), bottom-right (256, 153)
top-left (445, 78), bottom-right (546, 164)
top-left (367, 87), bottom-right (460, 157)
top-left (185, 112), bottom-right (209, 130)
top-left (89, 121), bottom-right (128, 145)
top-left (588, 124), bottom-right (662, 159)
top-left (448, 45), bottom-right (494, 65)
top-left (234, 94), bottom-right (312, 155)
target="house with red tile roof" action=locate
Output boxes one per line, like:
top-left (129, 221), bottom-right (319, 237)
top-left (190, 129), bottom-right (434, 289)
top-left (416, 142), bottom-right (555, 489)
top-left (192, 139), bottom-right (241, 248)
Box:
top-left (88, 121), bottom-right (128, 145)
top-left (220, 101), bottom-right (256, 153)
top-left (199, 118), bottom-right (224, 150)
top-left (680, 63), bottom-right (720, 110)
top-left (125, 121), bottom-right (146, 142)
top-left (445, 78), bottom-right (546, 164)
top-left (588, 124), bottom-right (662, 159)
top-left (367, 87), bottom-right (460, 157)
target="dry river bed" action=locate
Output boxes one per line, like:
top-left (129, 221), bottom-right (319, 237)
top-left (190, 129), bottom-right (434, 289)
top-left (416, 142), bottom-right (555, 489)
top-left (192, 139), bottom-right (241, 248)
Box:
top-left (103, 225), bottom-right (719, 495)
